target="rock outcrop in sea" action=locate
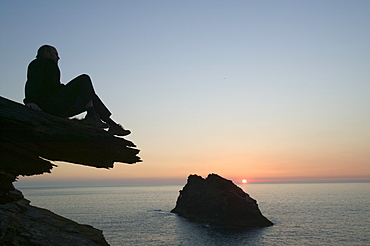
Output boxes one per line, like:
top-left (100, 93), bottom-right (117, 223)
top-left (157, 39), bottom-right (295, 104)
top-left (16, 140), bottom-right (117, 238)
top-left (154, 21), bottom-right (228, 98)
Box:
top-left (171, 174), bottom-right (273, 227)
top-left (0, 96), bottom-right (141, 245)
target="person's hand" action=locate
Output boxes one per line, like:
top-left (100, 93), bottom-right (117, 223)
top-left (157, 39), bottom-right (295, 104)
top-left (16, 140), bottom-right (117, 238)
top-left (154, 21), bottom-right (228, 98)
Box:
top-left (26, 103), bottom-right (42, 111)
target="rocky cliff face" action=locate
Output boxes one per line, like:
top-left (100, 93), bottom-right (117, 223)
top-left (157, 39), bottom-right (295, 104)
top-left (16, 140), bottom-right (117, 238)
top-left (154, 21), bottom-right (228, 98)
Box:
top-left (0, 96), bottom-right (142, 245)
top-left (0, 96), bottom-right (141, 193)
top-left (171, 174), bottom-right (273, 227)
top-left (0, 189), bottom-right (109, 246)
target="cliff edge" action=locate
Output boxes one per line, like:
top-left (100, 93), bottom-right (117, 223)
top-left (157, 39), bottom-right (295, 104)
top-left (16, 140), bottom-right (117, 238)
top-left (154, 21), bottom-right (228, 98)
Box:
top-left (0, 96), bottom-right (141, 245)
top-left (0, 96), bottom-right (141, 192)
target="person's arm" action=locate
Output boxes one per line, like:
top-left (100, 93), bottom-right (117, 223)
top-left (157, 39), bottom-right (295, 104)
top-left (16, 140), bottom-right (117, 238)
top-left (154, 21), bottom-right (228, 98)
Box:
top-left (24, 60), bottom-right (47, 106)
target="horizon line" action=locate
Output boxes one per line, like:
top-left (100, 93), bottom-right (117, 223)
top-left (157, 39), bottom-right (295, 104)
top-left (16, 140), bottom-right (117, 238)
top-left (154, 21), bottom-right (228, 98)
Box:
top-left (15, 177), bottom-right (370, 188)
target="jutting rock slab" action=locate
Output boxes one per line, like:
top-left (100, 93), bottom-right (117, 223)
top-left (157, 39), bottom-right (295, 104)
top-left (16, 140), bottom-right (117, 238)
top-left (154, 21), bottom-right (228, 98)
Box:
top-left (171, 174), bottom-right (273, 227)
top-left (0, 96), bottom-right (141, 245)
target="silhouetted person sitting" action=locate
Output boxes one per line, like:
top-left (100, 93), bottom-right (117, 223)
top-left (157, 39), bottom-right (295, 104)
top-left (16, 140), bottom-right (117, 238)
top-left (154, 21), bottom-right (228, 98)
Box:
top-left (24, 45), bottom-right (131, 136)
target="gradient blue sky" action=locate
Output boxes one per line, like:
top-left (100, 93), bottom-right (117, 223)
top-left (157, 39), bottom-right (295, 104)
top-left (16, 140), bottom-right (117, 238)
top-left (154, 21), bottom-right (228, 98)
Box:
top-left (1, 0), bottom-right (369, 185)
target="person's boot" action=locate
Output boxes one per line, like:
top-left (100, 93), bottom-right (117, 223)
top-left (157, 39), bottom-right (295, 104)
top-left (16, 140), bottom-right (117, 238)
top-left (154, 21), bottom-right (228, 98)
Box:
top-left (108, 123), bottom-right (131, 136)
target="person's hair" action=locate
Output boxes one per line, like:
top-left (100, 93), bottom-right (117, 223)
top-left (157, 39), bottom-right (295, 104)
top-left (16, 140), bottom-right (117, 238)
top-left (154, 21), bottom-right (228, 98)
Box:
top-left (36, 45), bottom-right (55, 58)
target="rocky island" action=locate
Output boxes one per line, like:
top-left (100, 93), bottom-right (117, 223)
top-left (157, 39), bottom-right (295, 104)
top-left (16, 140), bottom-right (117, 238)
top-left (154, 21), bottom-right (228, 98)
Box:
top-left (0, 96), bottom-right (141, 245)
top-left (171, 174), bottom-right (273, 227)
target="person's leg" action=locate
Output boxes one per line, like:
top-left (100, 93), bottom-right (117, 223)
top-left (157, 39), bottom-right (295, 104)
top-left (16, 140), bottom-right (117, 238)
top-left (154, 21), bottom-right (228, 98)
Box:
top-left (41, 75), bottom-right (106, 128)
top-left (43, 74), bottom-right (130, 135)
top-left (62, 75), bottom-right (130, 134)
top-left (89, 93), bottom-right (131, 136)
top-left (91, 95), bottom-right (111, 121)
top-left (92, 95), bottom-right (130, 135)
top-left (62, 74), bottom-right (97, 117)
top-left (63, 75), bottom-right (113, 121)
top-left (42, 74), bottom-right (94, 117)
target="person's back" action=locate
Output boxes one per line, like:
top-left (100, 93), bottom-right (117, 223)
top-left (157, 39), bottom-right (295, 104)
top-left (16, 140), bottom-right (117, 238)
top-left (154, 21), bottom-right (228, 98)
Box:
top-left (24, 56), bottom-right (63, 108)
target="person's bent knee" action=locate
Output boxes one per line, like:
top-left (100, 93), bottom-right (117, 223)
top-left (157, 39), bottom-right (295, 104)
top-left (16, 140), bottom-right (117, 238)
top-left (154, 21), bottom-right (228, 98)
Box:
top-left (77, 74), bottom-right (93, 86)
top-left (78, 74), bottom-right (91, 81)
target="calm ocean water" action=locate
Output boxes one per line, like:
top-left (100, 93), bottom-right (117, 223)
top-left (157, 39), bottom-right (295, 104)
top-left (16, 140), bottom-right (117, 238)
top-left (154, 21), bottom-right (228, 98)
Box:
top-left (18, 183), bottom-right (370, 246)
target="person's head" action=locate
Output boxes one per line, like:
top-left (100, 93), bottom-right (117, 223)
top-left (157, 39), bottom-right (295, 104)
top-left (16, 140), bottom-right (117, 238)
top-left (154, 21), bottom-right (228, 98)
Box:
top-left (36, 45), bottom-right (60, 63)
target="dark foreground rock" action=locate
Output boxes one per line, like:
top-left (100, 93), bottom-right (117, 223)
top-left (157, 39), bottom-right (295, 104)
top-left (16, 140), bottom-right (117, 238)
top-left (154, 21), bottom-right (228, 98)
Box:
top-left (0, 96), bottom-right (141, 193)
top-left (171, 174), bottom-right (273, 227)
top-left (0, 190), bottom-right (109, 246)
top-left (0, 96), bottom-right (142, 245)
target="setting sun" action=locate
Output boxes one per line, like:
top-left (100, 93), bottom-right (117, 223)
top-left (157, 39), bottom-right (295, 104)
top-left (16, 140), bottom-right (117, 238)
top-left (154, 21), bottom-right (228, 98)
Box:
top-left (242, 179), bottom-right (248, 184)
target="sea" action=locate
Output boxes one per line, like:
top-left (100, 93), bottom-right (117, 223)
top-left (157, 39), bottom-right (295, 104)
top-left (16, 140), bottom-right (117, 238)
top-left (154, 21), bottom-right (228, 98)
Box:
top-left (17, 182), bottom-right (370, 246)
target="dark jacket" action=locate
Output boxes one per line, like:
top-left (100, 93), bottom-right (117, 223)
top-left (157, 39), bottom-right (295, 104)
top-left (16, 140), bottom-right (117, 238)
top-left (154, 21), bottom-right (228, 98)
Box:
top-left (24, 57), bottom-right (64, 106)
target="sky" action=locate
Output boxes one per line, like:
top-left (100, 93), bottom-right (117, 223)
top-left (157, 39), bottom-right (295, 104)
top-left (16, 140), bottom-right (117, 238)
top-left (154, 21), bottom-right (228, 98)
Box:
top-left (1, 0), bottom-right (369, 186)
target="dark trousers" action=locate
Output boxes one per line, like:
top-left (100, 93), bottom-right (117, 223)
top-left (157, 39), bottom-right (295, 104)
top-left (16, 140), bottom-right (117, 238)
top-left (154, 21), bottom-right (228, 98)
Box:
top-left (42, 74), bottom-right (111, 120)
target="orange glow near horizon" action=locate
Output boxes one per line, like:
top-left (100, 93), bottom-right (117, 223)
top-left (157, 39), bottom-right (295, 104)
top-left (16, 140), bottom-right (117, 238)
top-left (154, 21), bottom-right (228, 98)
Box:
top-left (14, 155), bottom-right (370, 186)
top-left (242, 179), bottom-right (248, 184)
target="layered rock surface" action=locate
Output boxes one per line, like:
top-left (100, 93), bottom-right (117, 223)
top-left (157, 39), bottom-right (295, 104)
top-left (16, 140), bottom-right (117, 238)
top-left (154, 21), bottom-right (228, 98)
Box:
top-left (0, 96), bottom-right (142, 245)
top-left (171, 174), bottom-right (273, 227)
top-left (0, 96), bottom-right (141, 191)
